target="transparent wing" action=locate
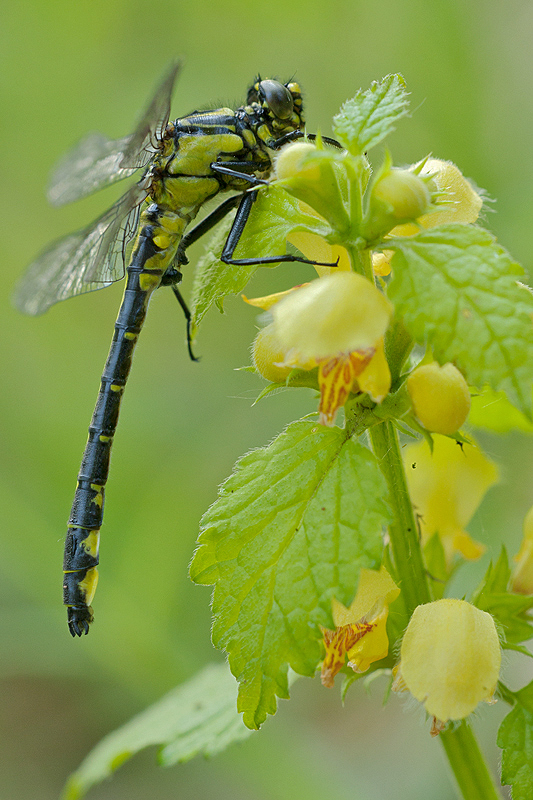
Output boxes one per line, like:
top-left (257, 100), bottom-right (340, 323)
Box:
top-left (47, 61), bottom-right (181, 206)
top-left (120, 61), bottom-right (181, 168)
top-left (47, 133), bottom-right (140, 207)
top-left (14, 182), bottom-right (147, 316)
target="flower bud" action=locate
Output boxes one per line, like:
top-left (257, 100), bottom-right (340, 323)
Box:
top-left (407, 362), bottom-right (471, 434)
top-left (392, 159), bottom-right (483, 236)
top-left (373, 169), bottom-right (432, 220)
top-left (275, 142), bottom-right (350, 232)
top-left (395, 599), bottom-right (501, 725)
top-left (252, 324), bottom-right (292, 383)
top-left (275, 142), bottom-right (320, 181)
top-left (364, 168), bottom-right (432, 242)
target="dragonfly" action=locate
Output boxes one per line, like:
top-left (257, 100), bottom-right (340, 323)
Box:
top-left (14, 63), bottom-right (341, 636)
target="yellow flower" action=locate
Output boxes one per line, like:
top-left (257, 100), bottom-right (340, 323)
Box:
top-left (407, 362), bottom-right (471, 435)
top-left (393, 599), bottom-right (501, 733)
top-left (270, 273), bottom-right (392, 424)
top-left (287, 228), bottom-right (351, 279)
top-left (251, 324), bottom-right (293, 383)
top-left (321, 567), bottom-right (400, 687)
top-left (274, 141), bottom-right (350, 233)
top-left (392, 158), bottom-right (483, 236)
top-left (372, 158), bottom-right (483, 274)
top-left (404, 435), bottom-right (498, 563)
top-left (364, 167), bottom-right (432, 242)
top-left (511, 505), bottom-right (533, 594)
top-left (353, 338), bottom-right (391, 404)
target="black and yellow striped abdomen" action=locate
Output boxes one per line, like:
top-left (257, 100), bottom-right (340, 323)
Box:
top-left (62, 205), bottom-right (188, 635)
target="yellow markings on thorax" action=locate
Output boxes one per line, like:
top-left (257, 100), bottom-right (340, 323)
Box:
top-left (169, 132), bottom-right (243, 176)
top-left (78, 566), bottom-right (99, 605)
top-left (241, 128), bottom-right (256, 149)
top-left (139, 271), bottom-right (163, 292)
top-left (257, 123), bottom-right (273, 145)
top-left (154, 176), bottom-right (219, 209)
top-left (153, 232), bottom-right (172, 249)
top-left (110, 384), bottom-right (123, 393)
top-left (123, 331), bottom-right (137, 341)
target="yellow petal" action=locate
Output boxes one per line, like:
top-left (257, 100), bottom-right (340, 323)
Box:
top-left (321, 621), bottom-right (375, 687)
top-left (272, 272), bottom-right (392, 364)
top-left (252, 324), bottom-right (293, 383)
top-left (404, 435), bottom-right (498, 562)
top-left (392, 159), bottom-right (482, 235)
top-left (332, 567), bottom-right (400, 625)
top-left (287, 230), bottom-right (351, 278)
top-left (242, 284), bottom-right (307, 310)
top-left (420, 158), bottom-right (483, 227)
top-left (318, 351), bottom-right (373, 425)
top-left (322, 568), bottom-right (400, 683)
top-left (356, 338), bottom-right (391, 404)
top-left (407, 362), bottom-right (471, 435)
top-left (398, 599), bottom-right (501, 722)
top-left (347, 608), bottom-right (391, 673)
top-left (372, 251), bottom-right (393, 276)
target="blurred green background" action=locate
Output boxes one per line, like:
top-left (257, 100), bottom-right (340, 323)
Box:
top-left (2, 0), bottom-right (532, 798)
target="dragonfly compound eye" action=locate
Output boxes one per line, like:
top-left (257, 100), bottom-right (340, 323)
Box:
top-left (259, 80), bottom-right (294, 119)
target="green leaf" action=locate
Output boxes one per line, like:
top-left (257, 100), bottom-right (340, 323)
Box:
top-left (62, 664), bottom-right (251, 800)
top-left (190, 186), bottom-right (330, 334)
top-left (469, 386), bottom-right (533, 433)
top-left (388, 225), bottom-right (533, 417)
top-left (190, 419), bottom-right (390, 729)
top-left (498, 680), bottom-right (533, 800)
top-left (333, 74), bottom-right (409, 156)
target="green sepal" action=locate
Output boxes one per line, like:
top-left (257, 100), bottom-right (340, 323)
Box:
top-left (190, 419), bottom-right (391, 729)
top-left (471, 547), bottom-right (533, 644)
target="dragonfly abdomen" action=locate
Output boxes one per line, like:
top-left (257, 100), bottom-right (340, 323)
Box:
top-left (63, 213), bottom-right (182, 635)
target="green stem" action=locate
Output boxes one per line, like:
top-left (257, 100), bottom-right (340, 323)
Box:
top-left (368, 423), bottom-right (502, 800)
top-left (440, 722), bottom-right (502, 800)
top-left (368, 420), bottom-right (430, 615)
top-left (346, 244), bottom-right (372, 279)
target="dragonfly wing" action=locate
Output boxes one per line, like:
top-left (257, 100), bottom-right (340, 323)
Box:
top-left (47, 133), bottom-right (140, 207)
top-left (119, 61), bottom-right (181, 168)
top-left (14, 183), bottom-right (147, 316)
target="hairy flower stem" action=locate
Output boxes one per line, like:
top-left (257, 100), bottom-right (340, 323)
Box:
top-left (368, 423), bottom-right (501, 800)
top-left (368, 420), bottom-right (430, 616)
top-left (440, 722), bottom-right (502, 800)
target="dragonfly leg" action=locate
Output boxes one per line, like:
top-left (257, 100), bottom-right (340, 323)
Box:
top-left (269, 130), bottom-right (344, 150)
top-left (170, 285), bottom-right (198, 362)
top-left (220, 191), bottom-right (339, 269)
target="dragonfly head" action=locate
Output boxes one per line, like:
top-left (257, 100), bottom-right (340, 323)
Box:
top-left (246, 77), bottom-right (304, 144)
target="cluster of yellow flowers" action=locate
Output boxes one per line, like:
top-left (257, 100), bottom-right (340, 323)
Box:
top-left (321, 565), bottom-right (501, 735)
top-left (244, 143), bottom-right (533, 733)
top-left (249, 150), bottom-right (480, 430)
